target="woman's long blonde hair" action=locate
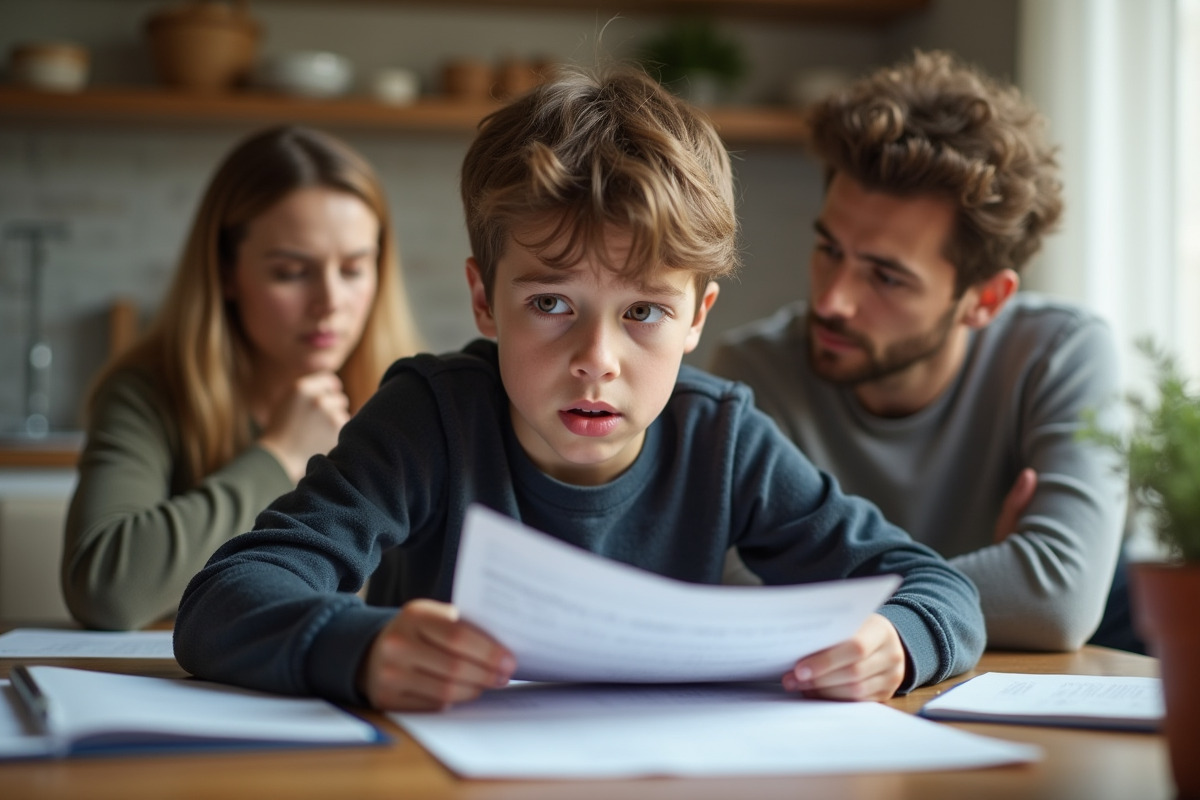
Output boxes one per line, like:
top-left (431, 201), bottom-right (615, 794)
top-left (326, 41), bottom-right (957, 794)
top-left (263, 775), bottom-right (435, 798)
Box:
top-left (91, 125), bottom-right (423, 485)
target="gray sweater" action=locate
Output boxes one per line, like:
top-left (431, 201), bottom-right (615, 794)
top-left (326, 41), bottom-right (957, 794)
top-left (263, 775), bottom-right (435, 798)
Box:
top-left (63, 367), bottom-right (294, 630)
top-left (711, 294), bottom-right (1128, 650)
top-left (174, 340), bottom-right (984, 705)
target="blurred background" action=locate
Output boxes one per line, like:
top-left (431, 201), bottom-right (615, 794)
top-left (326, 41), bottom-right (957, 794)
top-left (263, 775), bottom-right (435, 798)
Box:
top-left (0, 0), bottom-right (1194, 623)
top-left (0, 0), bottom-right (1194, 431)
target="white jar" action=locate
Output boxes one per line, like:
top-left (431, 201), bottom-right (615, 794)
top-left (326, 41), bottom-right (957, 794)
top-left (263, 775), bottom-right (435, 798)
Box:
top-left (8, 42), bottom-right (90, 93)
top-left (372, 68), bottom-right (419, 106)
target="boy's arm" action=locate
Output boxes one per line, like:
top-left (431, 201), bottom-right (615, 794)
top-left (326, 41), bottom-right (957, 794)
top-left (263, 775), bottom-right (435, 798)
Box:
top-left (950, 317), bottom-right (1127, 650)
top-left (729, 401), bottom-right (985, 694)
top-left (173, 371), bottom-right (445, 705)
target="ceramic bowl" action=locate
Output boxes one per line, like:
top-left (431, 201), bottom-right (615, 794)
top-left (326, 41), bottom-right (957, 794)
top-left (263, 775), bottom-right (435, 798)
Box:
top-left (258, 51), bottom-right (353, 98)
top-left (8, 42), bottom-right (90, 92)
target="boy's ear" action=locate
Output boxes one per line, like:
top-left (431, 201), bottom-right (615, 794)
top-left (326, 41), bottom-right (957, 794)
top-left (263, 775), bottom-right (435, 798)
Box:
top-left (465, 257), bottom-right (497, 338)
top-left (963, 269), bottom-right (1018, 329)
top-left (683, 281), bottom-right (720, 354)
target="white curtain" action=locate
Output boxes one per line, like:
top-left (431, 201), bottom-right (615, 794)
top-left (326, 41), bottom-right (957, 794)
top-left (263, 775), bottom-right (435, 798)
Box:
top-left (1016, 0), bottom-right (1182, 383)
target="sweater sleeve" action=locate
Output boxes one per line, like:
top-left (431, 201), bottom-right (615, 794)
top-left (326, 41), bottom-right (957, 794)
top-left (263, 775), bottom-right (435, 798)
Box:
top-left (729, 401), bottom-right (985, 693)
top-left (948, 316), bottom-right (1128, 650)
top-left (61, 370), bottom-right (294, 631)
top-left (173, 364), bottom-right (449, 705)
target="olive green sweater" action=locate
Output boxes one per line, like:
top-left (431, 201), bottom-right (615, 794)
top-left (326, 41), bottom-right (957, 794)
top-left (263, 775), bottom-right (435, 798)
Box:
top-left (62, 368), bottom-right (294, 630)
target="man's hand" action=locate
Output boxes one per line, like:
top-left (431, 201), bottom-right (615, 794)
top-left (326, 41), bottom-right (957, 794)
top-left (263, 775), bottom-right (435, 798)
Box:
top-left (993, 468), bottom-right (1038, 543)
top-left (782, 613), bottom-right (906, 701)
top-left (359, 599), bottom-right (515, 711)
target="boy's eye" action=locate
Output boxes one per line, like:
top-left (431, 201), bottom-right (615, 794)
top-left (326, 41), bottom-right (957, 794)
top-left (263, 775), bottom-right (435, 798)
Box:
top-left (625, 302), bottom-right (666, 324)
top-left (532, 295), bottom-right (570, 315)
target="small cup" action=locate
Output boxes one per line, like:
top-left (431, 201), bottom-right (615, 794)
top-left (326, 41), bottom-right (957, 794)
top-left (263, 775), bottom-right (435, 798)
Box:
top-left (372, 68), bottom-right (419, 106)
top-left (8, 42), bottom-right (90, 92)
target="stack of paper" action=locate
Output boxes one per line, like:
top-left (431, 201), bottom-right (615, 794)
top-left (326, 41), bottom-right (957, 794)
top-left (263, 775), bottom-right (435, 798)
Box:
top-left (920, 672), bottom-right (1163, 732)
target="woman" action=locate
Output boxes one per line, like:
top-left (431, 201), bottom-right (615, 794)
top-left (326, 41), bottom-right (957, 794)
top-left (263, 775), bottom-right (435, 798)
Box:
top-left (62, 125), bottom-right (423, 630)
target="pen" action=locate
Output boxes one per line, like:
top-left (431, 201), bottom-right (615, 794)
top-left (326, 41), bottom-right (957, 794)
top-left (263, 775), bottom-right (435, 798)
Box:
top-left (10, 664), bottom-right (52, 735)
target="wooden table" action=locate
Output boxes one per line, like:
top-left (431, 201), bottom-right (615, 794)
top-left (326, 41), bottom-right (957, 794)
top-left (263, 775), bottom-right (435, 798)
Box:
top-left (0, 647), bottom-right (1168, 800)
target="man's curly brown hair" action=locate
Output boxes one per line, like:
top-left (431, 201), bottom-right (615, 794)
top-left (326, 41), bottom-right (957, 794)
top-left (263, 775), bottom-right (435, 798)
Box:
top-left (806, 49), bottom-right (1063, 295)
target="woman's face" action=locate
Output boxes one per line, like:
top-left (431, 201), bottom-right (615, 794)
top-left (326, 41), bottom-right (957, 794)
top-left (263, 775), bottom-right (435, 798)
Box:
top-left (226, 186), bottom-right (380, 384)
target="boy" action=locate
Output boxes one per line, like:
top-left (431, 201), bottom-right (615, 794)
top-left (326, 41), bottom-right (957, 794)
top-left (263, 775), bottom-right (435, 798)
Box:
top-left (174, 66), bottom-right (984, 711)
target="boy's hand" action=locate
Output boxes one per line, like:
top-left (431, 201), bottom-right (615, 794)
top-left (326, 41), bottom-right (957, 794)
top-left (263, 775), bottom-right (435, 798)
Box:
top-left (359, 599), bottom-right (515, 711)
top-left (782, 613), bottom-right (906, 701)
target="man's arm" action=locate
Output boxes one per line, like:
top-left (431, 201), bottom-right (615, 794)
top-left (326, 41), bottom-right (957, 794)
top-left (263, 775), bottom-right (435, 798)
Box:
top-left (952, 317), bottom-right (1128, 650)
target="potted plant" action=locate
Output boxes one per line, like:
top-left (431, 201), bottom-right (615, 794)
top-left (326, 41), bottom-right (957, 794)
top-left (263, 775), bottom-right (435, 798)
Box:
top-left (639, 18), bottom-right (747, 106)
top-left (1082, 337), bottom-right (1200, 797)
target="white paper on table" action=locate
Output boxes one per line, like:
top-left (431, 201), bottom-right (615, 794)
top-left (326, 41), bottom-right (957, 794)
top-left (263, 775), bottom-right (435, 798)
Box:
top-left (452, 504), bottom-right (901, 683)
top-left (392, 682), bottom-right (1042, 779)
top-left (0, 629), bottom-right (175, 659)
top-left (920, 672), bottom-right (1164, 731)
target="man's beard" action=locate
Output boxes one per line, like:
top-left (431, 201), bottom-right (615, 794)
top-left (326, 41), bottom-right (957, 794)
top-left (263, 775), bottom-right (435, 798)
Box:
top-left (806, 303), bottom-right (960, 386)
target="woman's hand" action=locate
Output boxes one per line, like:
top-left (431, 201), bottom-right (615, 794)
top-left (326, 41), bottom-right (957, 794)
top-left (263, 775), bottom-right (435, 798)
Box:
top-left (258, 372), bottom-right (350, 482)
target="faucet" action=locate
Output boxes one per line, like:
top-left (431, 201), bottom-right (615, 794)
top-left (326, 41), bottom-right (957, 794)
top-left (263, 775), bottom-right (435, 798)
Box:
top-left (4, 221), bottom-right (68, 438)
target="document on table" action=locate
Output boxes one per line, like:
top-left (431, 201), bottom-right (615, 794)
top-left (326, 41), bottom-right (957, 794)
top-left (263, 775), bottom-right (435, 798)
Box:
top-left (0, 667), bottom-right (387, 760)
top-left (920, 672), bottom-right (1164, 732)
top-left (452, 504), bottom-right (902, 683)
top-left (0, 629), bottom-right (175, 659)
top-left (392, 682), bottom-right (1042, 779)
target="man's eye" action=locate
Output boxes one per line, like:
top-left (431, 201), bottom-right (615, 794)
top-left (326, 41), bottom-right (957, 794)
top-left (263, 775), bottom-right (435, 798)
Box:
top-left (532, 295), bottom-right (569, 314)
top-left (626, 303), bottom-right (666, 323)
top-left (814, 242), bottom-right (839, 259)
top-left (874, 269), bottom-right (903, 288)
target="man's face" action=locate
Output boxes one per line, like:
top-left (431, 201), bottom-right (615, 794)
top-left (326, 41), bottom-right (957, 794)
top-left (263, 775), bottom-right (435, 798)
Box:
top-left (807, 173), bottom-right (968, 387)
top-left (467, 222), bottom-right (718, 486)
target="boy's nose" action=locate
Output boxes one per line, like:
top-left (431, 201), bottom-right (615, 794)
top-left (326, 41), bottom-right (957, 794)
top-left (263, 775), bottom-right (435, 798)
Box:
top-left (570, 319), bottom-right (620, 380)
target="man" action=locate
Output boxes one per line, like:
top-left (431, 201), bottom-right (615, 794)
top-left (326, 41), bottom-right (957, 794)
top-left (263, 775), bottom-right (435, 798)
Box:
top-left (711, 50), bottom-right (1138, 652)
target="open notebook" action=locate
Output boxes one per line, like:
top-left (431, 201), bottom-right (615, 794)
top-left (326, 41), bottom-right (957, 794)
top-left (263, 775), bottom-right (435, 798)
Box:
top-left (920, 672), bottom-right (1163, 732)
top-left (0, 666), bottom-right (387, 759)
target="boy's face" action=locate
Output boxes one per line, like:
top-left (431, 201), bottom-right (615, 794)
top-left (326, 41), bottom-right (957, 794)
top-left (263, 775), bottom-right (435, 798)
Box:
top-left (467, 222), bottom-right (719, 486)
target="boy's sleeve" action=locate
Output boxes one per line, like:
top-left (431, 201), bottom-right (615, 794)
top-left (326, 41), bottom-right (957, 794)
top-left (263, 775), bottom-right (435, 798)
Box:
top-left (729, 401), bottom-right (985, 693)
top-left (173, 369), bottom-right (445, 705)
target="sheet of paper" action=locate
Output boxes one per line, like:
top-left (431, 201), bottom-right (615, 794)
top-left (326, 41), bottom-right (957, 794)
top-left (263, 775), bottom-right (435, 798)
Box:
top-left (452, 504), bottom-right (901, 683)
top-left (920, 672), bottom-right (1164, 731)
top-left (0, 629), bottom-right (174, 659)
top-left (392, 682), bottom-right (1041, 779)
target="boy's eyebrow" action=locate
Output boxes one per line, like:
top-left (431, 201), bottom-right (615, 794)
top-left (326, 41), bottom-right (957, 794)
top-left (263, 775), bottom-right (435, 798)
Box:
top-left (812, 220), bottom-right (918, 281)
top-left (512, 269), bottom-right (688, 299)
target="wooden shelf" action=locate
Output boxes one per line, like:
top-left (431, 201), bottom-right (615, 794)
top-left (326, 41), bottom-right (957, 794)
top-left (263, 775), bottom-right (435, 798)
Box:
top-left (289, 0), bottom-right (932, 26)
top-left (0, 86), bottom-right (810, 146)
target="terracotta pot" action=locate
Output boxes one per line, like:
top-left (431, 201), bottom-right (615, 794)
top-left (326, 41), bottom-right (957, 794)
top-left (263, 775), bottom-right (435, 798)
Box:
top-left (441, 58), bottom-right (494, 101)
top-left (1132, 562), bottom-right (1200, 798)
top-left (145, 0), bottom-right (259, 93)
